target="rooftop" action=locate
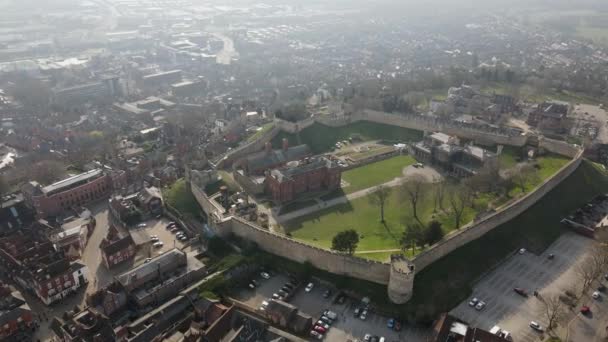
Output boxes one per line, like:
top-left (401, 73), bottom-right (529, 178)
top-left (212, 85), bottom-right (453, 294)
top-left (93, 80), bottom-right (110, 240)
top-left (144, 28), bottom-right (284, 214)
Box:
top-left (42, 169), bottom-right (104, 196)
top-left (269, 156), bottom-right (337, 183)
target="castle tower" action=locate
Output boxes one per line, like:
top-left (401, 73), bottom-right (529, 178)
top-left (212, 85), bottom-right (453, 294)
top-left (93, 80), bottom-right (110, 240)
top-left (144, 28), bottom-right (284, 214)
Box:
top-left (387, 254), bottom-right (415, 304)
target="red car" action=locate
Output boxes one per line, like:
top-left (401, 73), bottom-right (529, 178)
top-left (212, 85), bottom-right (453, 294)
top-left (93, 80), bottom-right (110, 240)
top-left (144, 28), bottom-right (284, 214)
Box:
top-left (581, 306), bottom-right (591, 315)
top-left (314, 325), bottom-right (327, 333)
top-left (514, 288), bottom-right (528, 297)
top-left (394, 322), bottom-right (402, 331)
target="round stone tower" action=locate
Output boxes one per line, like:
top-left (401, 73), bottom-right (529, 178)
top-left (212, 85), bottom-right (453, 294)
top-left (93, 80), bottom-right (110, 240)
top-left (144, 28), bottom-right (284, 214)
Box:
top-left (387, 254), bottom-right (415, 304)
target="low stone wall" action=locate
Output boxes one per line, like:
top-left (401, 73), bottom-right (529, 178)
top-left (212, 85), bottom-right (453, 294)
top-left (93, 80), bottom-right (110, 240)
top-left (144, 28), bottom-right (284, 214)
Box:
top-left (540, 137), bottom-right (581, 158)
top-left (412, 149), bottom-right (584, 271)
top-left (217, 216), bottom-right (391, 285)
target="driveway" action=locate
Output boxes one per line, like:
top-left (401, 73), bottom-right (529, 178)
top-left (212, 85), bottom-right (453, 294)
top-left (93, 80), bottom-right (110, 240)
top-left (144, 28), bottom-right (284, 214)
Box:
top-left (450, 232), bottom-right (593, 342)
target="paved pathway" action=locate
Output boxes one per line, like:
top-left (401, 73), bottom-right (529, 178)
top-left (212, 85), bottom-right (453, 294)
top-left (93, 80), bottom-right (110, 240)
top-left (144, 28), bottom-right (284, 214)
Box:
top-left (355, 248), bottom-right (402, 254)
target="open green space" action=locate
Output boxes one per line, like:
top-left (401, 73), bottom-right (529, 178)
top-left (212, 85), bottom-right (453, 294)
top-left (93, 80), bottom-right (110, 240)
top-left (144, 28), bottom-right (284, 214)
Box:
top-left (286, 149), bottom-right (571, 260)
top-left (163, 178), bottom-right (203, 218)
top-left (286, 181), bottom-right (479, 252)
top-left (342, 155), bottom-right (416, 194)
top-left (402, 161), bottom-right (608, 322)
top-left (272, 121), bottom-right (423, 154)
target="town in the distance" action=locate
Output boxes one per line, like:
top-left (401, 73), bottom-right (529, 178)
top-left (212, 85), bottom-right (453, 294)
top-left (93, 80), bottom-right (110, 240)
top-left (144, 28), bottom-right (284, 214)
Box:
top-left (3, 0), bottom-right (608, 341)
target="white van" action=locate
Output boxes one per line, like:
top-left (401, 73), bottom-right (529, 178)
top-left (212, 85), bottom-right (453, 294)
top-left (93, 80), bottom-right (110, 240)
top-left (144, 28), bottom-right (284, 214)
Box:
top-left (489, 325), bottom-right (501, 335)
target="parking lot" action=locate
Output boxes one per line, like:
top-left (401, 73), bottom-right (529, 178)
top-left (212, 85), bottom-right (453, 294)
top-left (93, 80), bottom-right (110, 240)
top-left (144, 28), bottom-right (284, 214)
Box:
top-left (450, 232), bottom-right (593, 342)
top-left (130, 217), bottom-right (189, 259)
top-left (234, 272), bottom-right (430, 341)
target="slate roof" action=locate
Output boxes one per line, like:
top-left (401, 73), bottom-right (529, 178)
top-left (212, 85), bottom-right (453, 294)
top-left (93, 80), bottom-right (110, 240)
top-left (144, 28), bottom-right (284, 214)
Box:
top-left (246, 145), bottom-right (310, 172)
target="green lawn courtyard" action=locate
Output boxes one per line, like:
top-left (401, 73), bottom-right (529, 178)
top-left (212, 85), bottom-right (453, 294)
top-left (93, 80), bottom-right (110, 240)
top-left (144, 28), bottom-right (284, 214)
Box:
top-left (285, 149), bottom-right (572, 262)
top-left (341, 155), bottom-right (416, 194)
top-left (272, 121), bottom-right (423, 154)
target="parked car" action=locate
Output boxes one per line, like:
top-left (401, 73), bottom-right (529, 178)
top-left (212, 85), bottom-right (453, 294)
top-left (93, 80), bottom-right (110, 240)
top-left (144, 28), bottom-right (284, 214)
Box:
top-left (170, 227), bottom-right (180, 233)
top-left (581, 306), bottom-right (591, 315)
top-left (394, 321), bottom-right (402, 331)
top-left (360, 309), bottom-right (368, 320)
top-left (354, 308), bottom-right (361, 317)
top-left (283, 283), bottom-right (294, 290)
top-left (593, 291), bottom-right (601, 299)
top-left (309, 330), bottom-right (323, 340)
top-left (370, 336), bottom-right (379, 342)
top-left (314, 325), bottom-right (327, 334)
top-left (166, 223), bottom-right (176, 230)
top-left (363, 334), bottom-right (371, 341)
top-left (316, 321), bottom-right (330, 330)
top-left (278, 290), bottom-right (289, 298)
top-left (519, 248), bottom-right (526, 254)
top-left (248, 283), bottom-right (256, 289)
top-left (514, 288), bottom-right (528, 297)
top-left (468, 297), bottom-right (479, 307)
top-left (320, 316), bottom-right (332, 324)
top-left (150, 236), bottom-right (159, 242)
top-left (137, 223), bottom-right (147, 228)
top-left (260, 272), bottom-right (270, 279)
top-left (547, 253), bottom-right (555, 260)
top-left (387, 318), bottom-right (395, 329)
top-left (475, 301), bottom-right (486, 311)
top-left (323, 289), bottom-right (332, 298)
top-left (281, 286), bottom-right (291, 293)
top-left (598, 284), bottom-right (606, 292)
top-left (324, 310), bottom-right (338, 320)
top-left (529, 321), bottom-right (543, 332)
top-left (179, 235), bottom-right (188, 241)
top-left (153, 241), bottom-right (163, 248)
top-left (305, 282), bottom-right (314, 292)
top-left (144, 258), bottom-right (152, 263)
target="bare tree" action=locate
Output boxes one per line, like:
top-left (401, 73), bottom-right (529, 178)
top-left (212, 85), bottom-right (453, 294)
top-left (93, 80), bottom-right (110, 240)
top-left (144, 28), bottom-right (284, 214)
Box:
top-left (368, 185), bottom-right (392, 223)
top-left (510, 164), bottom-right (540, 193)
top-left (433, 181), bottom-right (446, 213)
top-left (401, 175), bottom-right (426, 225)
top-left (575, 256), bottom-right (602, 296)
top-left (541, 294), bottom-right (567, 333)
top-left (447, 184), bottom-right (471, 229)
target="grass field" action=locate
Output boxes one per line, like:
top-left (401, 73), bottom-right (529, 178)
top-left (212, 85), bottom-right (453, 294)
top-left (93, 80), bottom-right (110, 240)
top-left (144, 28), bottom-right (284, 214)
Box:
top-left (163, 178), bottom-right (203, 218)
top-left (286, 180), bottom-right (480, 252)
top-left (401, 161), bottom-right (608, 322)
top-left (272, 121), bottom-right (423, 154)
top-left (286, 148), bottom-right (571, 263)
top-left (341, 155), bottom-right (416, 194)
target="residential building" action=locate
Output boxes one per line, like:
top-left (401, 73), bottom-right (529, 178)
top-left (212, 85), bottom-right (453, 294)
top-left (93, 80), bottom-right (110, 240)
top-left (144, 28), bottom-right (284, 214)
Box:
top-left (527, 100), bottom-right (572, 135)
top-left (265, 156), bottom-right (342, 203)
top-left (412, 132), bottom-right (497, 177)
top-left (52, 82), bottom-right (111, 107)
top-left (47, 215), bottom-right (95, 261)
top-left (241, 139), bottom-right (311, 175)
top-left (0, 284), bottom-right (34, 340)
top-left (21, 168), bottom-right (127, 218)
top-left (0, 193), bottom-right (35, 233)
top-left (85, 282), bottom-right (128, 317)
top-left (142, 70), bottom-right (182, 89)
top-left (100, 233), bottom-right (136, 269)
top-left (263, 299), bottom-right (312, 335)
top-left (51, 307), bottom-right (119, 342)
top-left (430, 313), bottom-right (510, 342)
top-left (0, 232), bottom-right (89, 305)
top-left (115, 249), bottom-right (206, 308)
top-left (171, 80), bottom-right (204, 98)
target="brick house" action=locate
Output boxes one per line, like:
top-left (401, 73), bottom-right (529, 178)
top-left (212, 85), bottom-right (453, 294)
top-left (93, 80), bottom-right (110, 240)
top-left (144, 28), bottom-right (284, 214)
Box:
top-left (0, 232), bottom-right (89, 305)
top-left (0, 285), bottom-right (33, 340)
top-left (21, 168), bottom-right (127, 219)
top-left (265, 156), bottom-right (341, 203)
top-left (100, 233), bottom-right (136, 269)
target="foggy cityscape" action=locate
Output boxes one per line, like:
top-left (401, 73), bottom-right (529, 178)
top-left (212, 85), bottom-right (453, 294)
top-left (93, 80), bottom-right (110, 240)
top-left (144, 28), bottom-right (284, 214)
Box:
top-left (2, 0), bottom-right (608, 341)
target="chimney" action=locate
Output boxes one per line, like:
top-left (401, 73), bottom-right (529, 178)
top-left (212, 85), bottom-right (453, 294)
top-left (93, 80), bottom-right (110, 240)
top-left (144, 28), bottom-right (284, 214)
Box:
top-left (282, 138), bottom-right (289, 152)
top-left (265, 142), bottom-right (272, 154)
